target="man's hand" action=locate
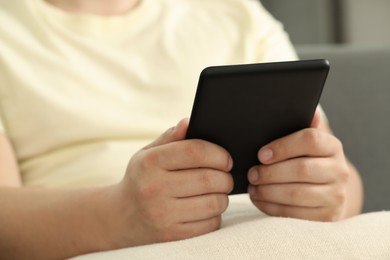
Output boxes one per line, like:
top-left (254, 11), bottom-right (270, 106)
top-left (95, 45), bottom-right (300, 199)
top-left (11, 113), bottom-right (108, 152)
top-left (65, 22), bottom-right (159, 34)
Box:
top-left (247, 110), bottom-right (361, 221)
top-left (116, 118), bottom-right (234, 246)
top-left (0, 119), bottom-right (233, 259)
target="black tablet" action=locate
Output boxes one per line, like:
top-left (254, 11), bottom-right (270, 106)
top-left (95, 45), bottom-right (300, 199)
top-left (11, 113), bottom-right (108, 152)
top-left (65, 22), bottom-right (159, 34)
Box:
top-left (185, 59), bottom-right (330, 194)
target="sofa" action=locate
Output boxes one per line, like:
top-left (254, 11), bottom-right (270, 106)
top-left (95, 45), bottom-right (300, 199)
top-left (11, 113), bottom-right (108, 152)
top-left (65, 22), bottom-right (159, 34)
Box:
top-left (73, 45), bottom-right (390, 259)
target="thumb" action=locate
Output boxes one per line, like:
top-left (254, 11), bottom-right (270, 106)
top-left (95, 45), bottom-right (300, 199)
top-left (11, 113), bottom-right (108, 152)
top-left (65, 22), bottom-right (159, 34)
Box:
top-left (310, 107), bottom-right (321, 128)
top-left (143, 118), bottom-right (189, 150)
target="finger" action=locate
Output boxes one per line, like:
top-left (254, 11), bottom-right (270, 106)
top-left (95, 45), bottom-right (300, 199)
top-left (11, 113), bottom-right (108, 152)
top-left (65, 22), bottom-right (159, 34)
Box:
top-left (166, 216), bottom-right (222, 242)
top-left (146, 139), bottom-right (233, 172)
top-left (248, 157), bottom-right (337, 185)
top-left (143, 118), bottom-right (189, 150)
top-left (251, 200), bottom-right (340, 222)
top-left (311, 106), bottom-right (334, 133)
top-left (258, 128), bottom-right (343, 164)
top-left (167, 169), bottom-right (233, 198)
top-left (310, 106), bottom-right (321, 128)
top-left (248, 183), bottom-right (331, 208)
top-left (176, 194), bottom-right (229, 223)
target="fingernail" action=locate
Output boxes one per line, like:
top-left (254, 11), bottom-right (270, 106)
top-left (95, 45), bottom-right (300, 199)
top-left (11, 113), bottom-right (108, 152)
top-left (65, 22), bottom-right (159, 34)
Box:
top-left (228, 157), bottom-right (233, 170)
top-left (248, 169), bottom-right (258, 183)
top-left (259, 148), bottom-right (273, 162)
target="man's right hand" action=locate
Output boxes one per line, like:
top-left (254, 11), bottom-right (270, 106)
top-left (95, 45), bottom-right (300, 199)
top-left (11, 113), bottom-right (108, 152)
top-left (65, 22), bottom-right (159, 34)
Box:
top-left (115, 118), bottom-right (234, 247)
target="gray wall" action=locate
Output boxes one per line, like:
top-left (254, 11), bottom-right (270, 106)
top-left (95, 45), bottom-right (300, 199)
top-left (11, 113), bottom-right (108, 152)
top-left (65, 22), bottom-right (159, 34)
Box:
top-left (343, 0), bottom-right (390, 44)
top-left (260, 0), bottom-right (338, 45)
top-left (261, 0), bottom-right (390, 45)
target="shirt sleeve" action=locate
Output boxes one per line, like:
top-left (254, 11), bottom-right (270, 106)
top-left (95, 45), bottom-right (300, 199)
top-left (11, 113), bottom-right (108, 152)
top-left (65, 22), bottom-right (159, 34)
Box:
top-left (0, 96), bottom-right (6, 133)
top-left (244, 0), bottom-right (298, 63)
top-left (0, 111), bottom-right (5, 133)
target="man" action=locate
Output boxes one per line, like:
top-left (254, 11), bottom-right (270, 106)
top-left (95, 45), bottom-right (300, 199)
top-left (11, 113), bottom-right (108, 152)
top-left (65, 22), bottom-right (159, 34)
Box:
top-left (0, 0), bottom-right (362, 258)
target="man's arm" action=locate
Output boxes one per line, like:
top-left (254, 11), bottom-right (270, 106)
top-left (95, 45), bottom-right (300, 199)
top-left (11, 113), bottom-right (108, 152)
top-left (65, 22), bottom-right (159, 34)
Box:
top-left (0, 120), bottom-right (234, 259)
top-left (0, 134), bottom-right (118, 259)
top-left (0, 186), bottom-right (120, 259)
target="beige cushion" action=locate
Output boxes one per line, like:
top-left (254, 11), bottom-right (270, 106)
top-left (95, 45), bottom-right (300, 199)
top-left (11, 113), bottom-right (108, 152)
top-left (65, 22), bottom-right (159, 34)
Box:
top-left (73, 194), bottom-right (390, 259)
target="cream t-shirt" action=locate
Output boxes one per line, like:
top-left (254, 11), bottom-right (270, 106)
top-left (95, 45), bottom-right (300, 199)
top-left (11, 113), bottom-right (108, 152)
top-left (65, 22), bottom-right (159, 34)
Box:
top-left (0, 0), bottom-right (297, 187)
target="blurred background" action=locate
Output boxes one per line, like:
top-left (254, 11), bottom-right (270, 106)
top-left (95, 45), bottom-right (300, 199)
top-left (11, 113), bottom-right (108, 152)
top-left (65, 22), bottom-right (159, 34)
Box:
top-left (261, 0), bottom-right (390, 45)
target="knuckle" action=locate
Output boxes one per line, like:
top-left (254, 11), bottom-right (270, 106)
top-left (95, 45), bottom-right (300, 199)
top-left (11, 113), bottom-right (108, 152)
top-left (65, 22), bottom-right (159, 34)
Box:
top-left (302, 128), bottom-right (322, 150)
top-left (338, 166), bottom-right (350, 183)
top-left (206, 195), bottom-right (228, 215)
top-left (289, 187), bottom-right (304, 202)
top-left (296, 160), bottom-right (311, 179)
top-left (198, 171), bottom-right (215, 189)
top-left (209, 215), bottom-right (222, 231)
top-left (203, 216), bottom-right (222, 233)
top-left (333, 136), bottom-right (344, 151)
top-left (334, 189), bottom-right (347, 205)
top-left (198, 171), bottom-right (233, 193)
top-left (186, 140), bottom-right (230, 171)
top-left (138, 182), bottom-right (163, 200)
top-left (185, 140), bottom-right (207, 161)
top-left (140, 150), bottom-right (158, 168)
